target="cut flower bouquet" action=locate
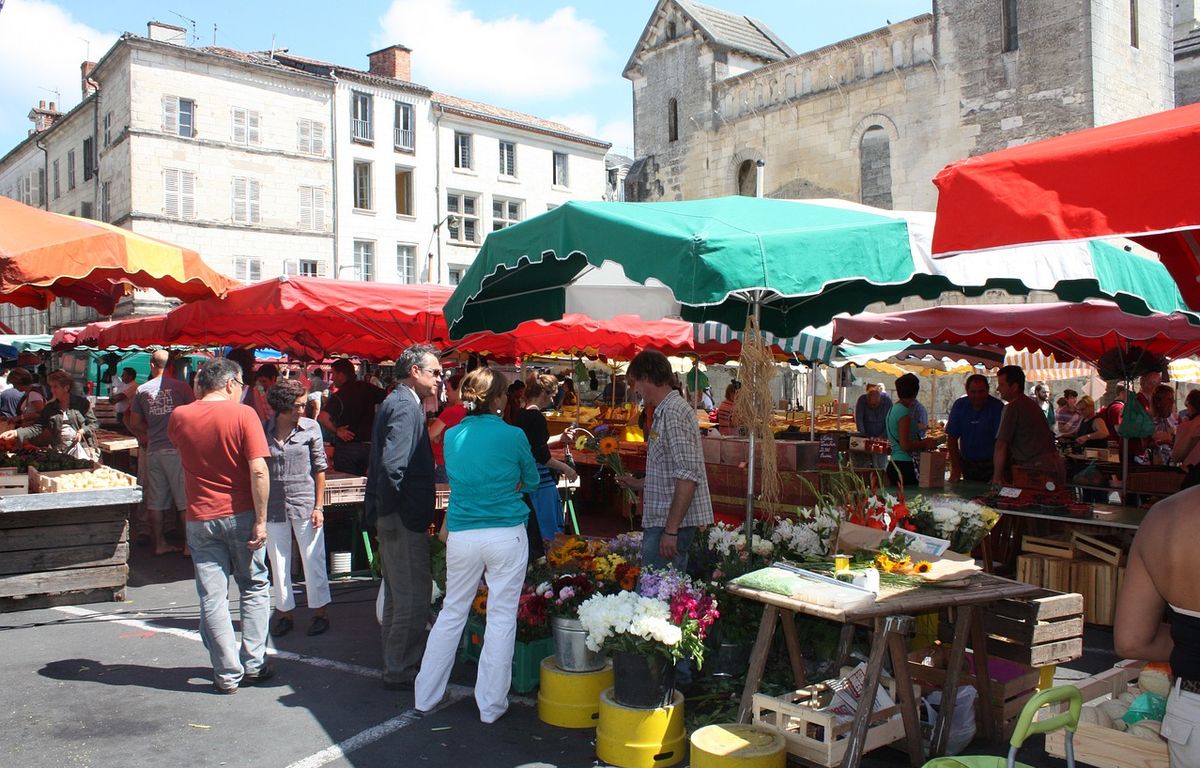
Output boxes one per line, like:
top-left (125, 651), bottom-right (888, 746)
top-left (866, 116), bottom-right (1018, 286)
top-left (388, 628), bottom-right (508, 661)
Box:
top-left (578, 568), bottom-right (718, 664)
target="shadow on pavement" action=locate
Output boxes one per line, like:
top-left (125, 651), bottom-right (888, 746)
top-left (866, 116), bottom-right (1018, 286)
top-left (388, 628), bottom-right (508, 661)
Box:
top-left (38, 658), bottom-right (221, 695)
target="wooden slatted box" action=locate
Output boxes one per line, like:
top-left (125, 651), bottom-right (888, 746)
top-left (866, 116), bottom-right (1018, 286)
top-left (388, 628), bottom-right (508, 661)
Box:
top-left (752, 673), bottom-right (904, 767)
top-left (1043, 660), bottom-right (1168, 768)
top-left (980, 589), bottom-right (1084, 667)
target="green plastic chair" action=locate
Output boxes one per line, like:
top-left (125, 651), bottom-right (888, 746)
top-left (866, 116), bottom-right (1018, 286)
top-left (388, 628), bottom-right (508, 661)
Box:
top-left (921, 685), bottom-right (1082, 768)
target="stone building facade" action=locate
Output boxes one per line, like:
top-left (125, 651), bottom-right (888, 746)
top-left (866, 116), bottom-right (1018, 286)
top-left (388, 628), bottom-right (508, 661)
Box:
top-left (1177, 0), bottom-right (1200, 105)
top-left (623, 0), bottom-right (1175, 211)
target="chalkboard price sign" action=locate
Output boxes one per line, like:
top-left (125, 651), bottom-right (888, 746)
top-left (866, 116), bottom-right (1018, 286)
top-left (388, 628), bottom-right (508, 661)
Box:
top-left (817, 433), bottom-right (839, 468)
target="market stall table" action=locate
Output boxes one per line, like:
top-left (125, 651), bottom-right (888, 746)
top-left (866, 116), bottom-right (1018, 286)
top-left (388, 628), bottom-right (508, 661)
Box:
top-left (0, 481), bottom-right (141, 611)
top-left (729, 573), bottom-right (1043, 768)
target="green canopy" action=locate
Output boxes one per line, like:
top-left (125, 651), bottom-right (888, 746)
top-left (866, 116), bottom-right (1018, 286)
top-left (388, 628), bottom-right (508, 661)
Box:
top-left (445, 197), bottom-right (1188, 339)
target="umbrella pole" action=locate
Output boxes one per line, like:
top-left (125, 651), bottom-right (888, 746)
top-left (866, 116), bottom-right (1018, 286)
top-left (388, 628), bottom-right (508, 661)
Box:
top-left (743, 300), bottom-right (762, 543)
top-left (837, 369), bottom-right (845, 431)
top-left (809, 364), bottom-right (818, 441)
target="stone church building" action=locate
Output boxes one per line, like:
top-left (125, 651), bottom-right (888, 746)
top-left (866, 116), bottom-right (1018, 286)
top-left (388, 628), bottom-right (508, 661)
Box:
top-left (623, 0), bottom-right (1179, 209)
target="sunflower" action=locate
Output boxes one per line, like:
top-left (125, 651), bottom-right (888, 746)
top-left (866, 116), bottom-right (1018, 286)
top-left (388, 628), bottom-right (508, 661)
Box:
top-left (574, 434), bottom-right (590, 451)
top-left (914, 560), bottom-right (932, 574)
top-left (471, 587), bottom-right (489, 615)
top-left (598, 435), bottom-right (620, 455)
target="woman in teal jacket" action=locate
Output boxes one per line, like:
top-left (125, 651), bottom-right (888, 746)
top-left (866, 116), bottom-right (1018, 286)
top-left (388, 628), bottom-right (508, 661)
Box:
top-left (414, 367), bottom-right (539, 724)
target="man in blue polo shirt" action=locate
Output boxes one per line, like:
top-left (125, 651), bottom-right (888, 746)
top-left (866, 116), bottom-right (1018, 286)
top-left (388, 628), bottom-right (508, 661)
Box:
top-left (946, 373), bottom-right (1005, 482)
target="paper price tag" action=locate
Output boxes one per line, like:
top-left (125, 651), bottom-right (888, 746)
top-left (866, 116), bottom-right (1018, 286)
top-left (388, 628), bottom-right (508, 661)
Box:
top-left (998, 486), bottom-right (1023, 498)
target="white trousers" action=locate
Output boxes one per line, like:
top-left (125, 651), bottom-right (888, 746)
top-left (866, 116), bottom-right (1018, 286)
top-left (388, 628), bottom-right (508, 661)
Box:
top-left (265, 517), bottom-right (331, 613)
top-left (1164, 681), bottom-right (1200, 767)
top-left (414, 524), bottom-right (528, 723)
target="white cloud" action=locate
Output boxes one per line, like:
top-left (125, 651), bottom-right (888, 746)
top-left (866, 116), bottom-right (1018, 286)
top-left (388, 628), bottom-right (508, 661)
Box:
top-left (547, 112), bottom-right (634, 156)
top-left (0, 1), bottom-right (118, 146)
top-left (375, 0), bottom-right (608, 99)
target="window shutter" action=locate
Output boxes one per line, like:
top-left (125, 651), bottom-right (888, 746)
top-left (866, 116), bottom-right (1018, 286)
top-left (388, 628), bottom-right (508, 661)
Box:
top-left (313, 188), bottom-right (326, 231)
top-left (162, 96), bottom-right (178, 134)
top-left (249, 179), bottom-right (261, 223)
top-left (316, 260), bottom-right (328, 277)
top-left (181, 171), bottom-right (196, 220)
top-left (232, 108), bottom-right (247, 143)
top-left (247, 111), bottom-right (261, 144)
top-left (299, 187), bottom-right (312, 230)
top-left (30, 171), bottom-right (42, 207)
top-left (312, 122), bottom-right (325, 155)
top-left (297, 119), bottom-right (310, 152)
top-left (250, 259), bottom-right (261, 282)
top-left (164, 168), bottom-right (180, 217)
top-left (232, 177), bottom-right (246, 222)
top-left (284, 259), bottom-right (299, 276)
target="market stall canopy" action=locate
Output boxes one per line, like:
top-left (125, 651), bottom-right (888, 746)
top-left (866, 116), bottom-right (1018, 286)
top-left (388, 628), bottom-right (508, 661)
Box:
top-left (444, 196), bottom-right (1188, 340)
top-left (129, 276), bottom-right (454, 361)
top-left (0, 197), bottom-right (238, 314)
top-left (692, 320), bottom-right (839, 364)
top-left (453, 313), bottom-right (696, 361)
top-left (930, 103), bottom-right (1200, 309)
top-left (832, 300), bottom-right (1200, 364)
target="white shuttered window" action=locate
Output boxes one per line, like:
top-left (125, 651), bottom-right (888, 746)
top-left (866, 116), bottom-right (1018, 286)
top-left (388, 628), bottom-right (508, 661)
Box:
top-left (231, 177), bottom-right (261, 224)
top-left (163, 168), bottom-right (197, 220)
top-left (299, 186), bottom-right (326, 231)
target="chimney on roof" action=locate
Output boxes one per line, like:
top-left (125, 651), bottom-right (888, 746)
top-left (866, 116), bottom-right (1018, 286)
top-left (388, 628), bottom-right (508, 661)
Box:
top-left (28, 100), bottom-right (63, 133)
top-left (147, 20), bottom-right (188, 45)
top-left (367, 44), bottom-right (411, 81)
top-left (81, 61), bottom-right (98, 98)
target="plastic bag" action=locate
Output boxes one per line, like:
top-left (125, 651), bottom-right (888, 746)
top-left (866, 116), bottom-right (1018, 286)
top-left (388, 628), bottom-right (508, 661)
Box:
top-left (920, 686), bottom-right (978, 756)
top-left (1118, 394), bottom-right (1154, 439)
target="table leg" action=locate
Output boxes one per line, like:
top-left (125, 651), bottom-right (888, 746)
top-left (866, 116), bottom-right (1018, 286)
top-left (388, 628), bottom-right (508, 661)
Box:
top-left (886, 621), bottom-right (925, 768)
top-left (840, 615), bottom-right (893, 768)
top-left (779, 609), bottom-right (808, 688)
top-left (738, 604), bottom-right (780, 724)
top-left (835, 623), bottom-right (855, 668)
top-left (931, 604), bottom-right (974, 757)
top-left (969, 606), bottom-right (997, 742)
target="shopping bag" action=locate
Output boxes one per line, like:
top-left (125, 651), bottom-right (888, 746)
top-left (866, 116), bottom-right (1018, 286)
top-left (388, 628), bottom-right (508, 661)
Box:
top-left (919, 686), bottom-right (978, 756)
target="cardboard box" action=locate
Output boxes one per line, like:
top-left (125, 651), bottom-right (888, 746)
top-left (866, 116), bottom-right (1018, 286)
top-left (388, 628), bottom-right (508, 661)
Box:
top-left (917, 451), bottom-right (946, 488)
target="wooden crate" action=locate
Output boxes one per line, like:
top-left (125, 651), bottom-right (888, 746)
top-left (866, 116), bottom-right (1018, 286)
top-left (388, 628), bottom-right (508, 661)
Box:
top-left (908, 645), bottom-right (1041, 737)
top-left (1016, 554), bottom-right (1073, 594)
top-left (981, 589), bottom-right (1085, 667)
top-left (28, 466), bottom-right (137, 494)
top-left (1069, 559), bottom-right (1125, 626)
top-left (323, 471), bottom-right (366, 506)
top-left (91, 402), bottom-right (120, 427)
top-left (1021, 534), bottom-right (1075, 559)
top-left (1071, 532), bottom-right (1125, 566)
top-left (0, 473), bottom-right (29, 496)
top-left (1126, 468), bottom-right (1184, 495)
top-left (752, 675), bottom-right (904, 767)
top-left (1044, 660), bottom-right (1168, 768)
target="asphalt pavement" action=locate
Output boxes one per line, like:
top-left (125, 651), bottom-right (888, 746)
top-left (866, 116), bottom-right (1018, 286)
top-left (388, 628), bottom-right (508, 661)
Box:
top-left (1, 546), bottom-right (1100, 767)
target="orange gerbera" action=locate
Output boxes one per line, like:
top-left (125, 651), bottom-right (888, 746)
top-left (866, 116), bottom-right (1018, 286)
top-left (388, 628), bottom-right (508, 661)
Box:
top-left (598, 435), bottom-right (620, 455)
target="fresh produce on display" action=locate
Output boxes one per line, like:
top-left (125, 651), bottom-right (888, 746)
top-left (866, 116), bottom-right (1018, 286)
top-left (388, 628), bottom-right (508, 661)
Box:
top-left (0, 448), bottom-right (94, 472)
top-left (34, 466), bottom-right (137, 493)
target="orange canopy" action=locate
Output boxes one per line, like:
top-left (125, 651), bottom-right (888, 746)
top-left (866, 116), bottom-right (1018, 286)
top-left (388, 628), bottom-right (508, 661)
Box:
top-left (0, 197), bottom-right (237, 314)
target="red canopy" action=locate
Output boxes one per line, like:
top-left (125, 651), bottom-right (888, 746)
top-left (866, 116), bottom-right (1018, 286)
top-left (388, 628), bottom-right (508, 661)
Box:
top-left (453, 314), bottom-right (695, 361)
top-left (91, 277), bottom-right (452, 360)
top-left (931, 103), bottom-right (1200, 308)
top-left (831, 300), bottom-right (1200, 364)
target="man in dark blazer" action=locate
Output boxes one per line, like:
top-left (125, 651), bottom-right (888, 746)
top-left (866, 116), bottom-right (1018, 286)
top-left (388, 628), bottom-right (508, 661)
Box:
top-left (366, 343), bottom-right (440, 690)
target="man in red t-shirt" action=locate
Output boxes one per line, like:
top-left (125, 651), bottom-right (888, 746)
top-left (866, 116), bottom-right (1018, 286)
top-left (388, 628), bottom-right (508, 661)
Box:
top-left (169, 358), bottom-right (272, 694)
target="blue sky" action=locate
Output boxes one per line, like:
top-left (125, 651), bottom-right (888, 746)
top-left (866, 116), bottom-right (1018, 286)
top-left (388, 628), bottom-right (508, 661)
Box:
top-left (0, 0), bottom-right (932, 156)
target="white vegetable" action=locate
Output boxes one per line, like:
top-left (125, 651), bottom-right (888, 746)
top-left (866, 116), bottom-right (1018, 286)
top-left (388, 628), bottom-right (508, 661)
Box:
top-left (1118, 691), bottom-right (1137, 706)
top-left (1128, 721), bottom-right (1164, 741)
top-left (1100, 699), bottom-right (1129, 721)
top-left (1138, 668), bottom-right (1173, 698)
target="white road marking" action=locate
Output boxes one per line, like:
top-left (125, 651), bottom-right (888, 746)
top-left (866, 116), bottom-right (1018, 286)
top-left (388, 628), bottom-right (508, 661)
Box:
top-left (50, 604), bottom-right (504, 765)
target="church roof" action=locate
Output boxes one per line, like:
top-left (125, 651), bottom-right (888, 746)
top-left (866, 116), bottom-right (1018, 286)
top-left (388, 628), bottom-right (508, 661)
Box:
top-left (676, 0), bottom-right (796, 61)
top-left (625, 0), bottom-right (794, 77)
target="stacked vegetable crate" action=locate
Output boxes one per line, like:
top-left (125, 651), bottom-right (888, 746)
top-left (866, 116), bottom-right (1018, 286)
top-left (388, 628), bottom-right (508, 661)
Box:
top-left (1016, 532), bottom-right (1127, 625)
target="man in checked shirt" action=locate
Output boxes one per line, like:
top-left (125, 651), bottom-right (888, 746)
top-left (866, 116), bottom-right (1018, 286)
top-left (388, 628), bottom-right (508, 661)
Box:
top-left (617, 350), bottom-right (714, 570)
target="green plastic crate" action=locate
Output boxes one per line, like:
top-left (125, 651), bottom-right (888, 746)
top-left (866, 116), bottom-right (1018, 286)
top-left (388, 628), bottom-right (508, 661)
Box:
top-left (460, 615), bottom-right (554, 694)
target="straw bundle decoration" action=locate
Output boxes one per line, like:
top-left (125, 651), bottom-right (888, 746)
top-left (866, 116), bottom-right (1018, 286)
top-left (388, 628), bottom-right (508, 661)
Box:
top-left (733, 314), bottom-right (780, 511)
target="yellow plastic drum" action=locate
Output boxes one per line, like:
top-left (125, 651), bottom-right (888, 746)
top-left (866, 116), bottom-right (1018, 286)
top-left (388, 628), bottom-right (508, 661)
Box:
top-left (596, 688), bottom-right (685, 768)
top-left (537, 656), bottom-right (614, 729)
top-left (689, 724), bottom-right (786, 768)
